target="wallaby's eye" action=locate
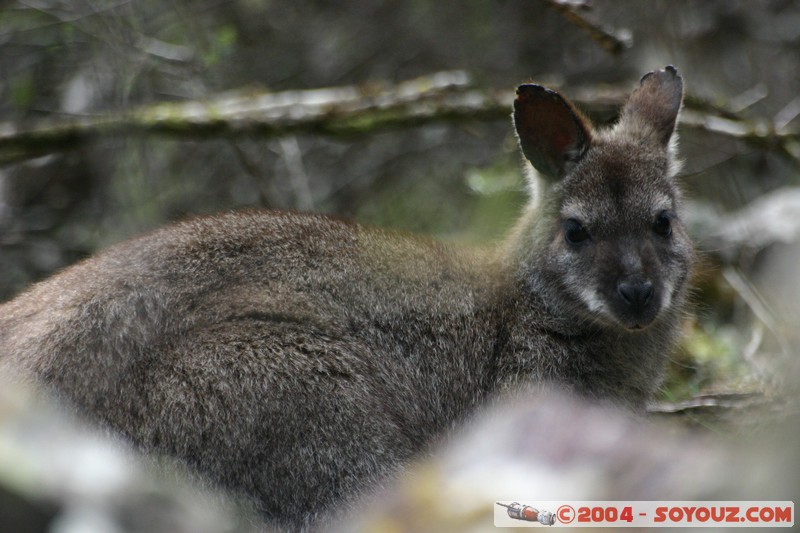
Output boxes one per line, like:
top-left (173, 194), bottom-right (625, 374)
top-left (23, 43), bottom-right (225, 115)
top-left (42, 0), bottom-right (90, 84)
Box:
top-left (653, 211), bottom-right (673, 237)
top-left (564, 219), bottom-right (590, 245)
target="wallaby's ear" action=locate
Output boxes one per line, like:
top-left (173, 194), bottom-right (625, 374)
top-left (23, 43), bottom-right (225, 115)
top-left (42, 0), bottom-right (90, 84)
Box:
top-left (513, 84), bottom-right (592, 181)
top-left (617, 65), bottom-right (683, 147)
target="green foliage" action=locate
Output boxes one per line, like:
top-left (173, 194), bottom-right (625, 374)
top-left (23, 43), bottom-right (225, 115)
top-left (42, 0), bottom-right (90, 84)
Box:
top-left (203, 25), bottom-right (237, 67)
top-left (353, 152), bottom-right (525, 243)
top-left (460, 157), bottom-right (527, 243)
top-left (10, 72), bottom-right (34, 109)
top-left (660, 321), bottom-right (753, 402)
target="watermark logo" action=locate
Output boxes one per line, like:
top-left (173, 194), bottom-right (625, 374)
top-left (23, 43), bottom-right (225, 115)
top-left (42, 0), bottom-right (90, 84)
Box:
top-left (496, 502), bottom-right (555, 525)
top-left (493, 501), bottom-right (794, 527)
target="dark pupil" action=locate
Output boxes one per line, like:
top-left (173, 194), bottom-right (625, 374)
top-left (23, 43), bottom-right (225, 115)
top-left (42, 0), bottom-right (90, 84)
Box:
top-left (565, 220), bottom-right (589, 244)
top-left (654, 213), bottom-right (672, 236)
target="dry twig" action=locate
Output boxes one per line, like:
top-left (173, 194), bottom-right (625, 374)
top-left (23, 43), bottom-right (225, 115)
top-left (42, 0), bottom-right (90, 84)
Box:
top-left (543, 0), bottom-right (632, 55)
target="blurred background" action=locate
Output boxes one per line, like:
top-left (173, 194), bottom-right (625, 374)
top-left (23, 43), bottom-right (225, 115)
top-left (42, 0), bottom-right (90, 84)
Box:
top-left (2, 2), bottom-right (800, 530)
top-left (1, 0), bottom-right (800, 407)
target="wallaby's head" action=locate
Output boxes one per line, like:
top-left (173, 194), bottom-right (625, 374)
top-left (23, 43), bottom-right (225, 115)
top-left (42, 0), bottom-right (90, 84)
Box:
top-left (512, 66), bottom-right (693, 331)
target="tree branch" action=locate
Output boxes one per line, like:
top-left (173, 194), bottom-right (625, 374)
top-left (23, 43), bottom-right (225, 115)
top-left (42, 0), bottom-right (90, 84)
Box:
top-left (2, 71), bottom-right (798, 169)
top-left (543, 0), bottom-right (633, 55)
top-left (696, 186), bottom-right (800, 260)
top-left (0, 71), bottom-right (499, 165)
top-left (680, 108), bottom-right (800, 160)
top-left (647, 390), bottom-right (789, 429)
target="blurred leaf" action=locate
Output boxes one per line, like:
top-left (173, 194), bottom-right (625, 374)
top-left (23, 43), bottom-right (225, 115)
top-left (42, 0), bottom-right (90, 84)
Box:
top-left (10, 73), bottom-right (35, 110)
top-left (660, 321), bottom-right (751, 403)
top-left (203, 25), bottom-right (237, 67)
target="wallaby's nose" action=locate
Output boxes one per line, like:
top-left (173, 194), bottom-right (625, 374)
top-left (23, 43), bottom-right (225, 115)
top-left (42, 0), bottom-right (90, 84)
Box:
top-left (617, 280), bottom-right (654, 310)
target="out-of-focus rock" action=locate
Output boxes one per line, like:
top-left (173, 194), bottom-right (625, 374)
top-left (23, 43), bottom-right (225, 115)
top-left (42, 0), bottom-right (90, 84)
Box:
top-left (332, 388), bottom-right (798, 532)
top-left (0, 378), bottom-right (263, 533)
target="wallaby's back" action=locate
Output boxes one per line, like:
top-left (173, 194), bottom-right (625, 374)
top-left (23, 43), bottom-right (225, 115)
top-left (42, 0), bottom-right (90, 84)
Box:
top-left (0, 67), bottom-right (694, 529)
top-left (0, 210), bottom-right (508, 525)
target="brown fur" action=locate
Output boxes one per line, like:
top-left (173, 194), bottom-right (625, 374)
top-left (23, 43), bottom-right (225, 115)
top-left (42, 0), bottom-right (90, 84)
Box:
top-left (0, 67), bottom-right (693, 529)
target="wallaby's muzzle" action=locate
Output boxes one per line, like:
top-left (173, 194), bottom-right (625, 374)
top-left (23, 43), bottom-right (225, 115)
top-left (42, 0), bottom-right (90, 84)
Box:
top-left (614, 278), bottom-right (660, 329)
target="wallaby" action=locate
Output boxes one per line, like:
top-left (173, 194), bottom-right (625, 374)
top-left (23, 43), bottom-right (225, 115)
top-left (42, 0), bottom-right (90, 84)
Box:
top-left (0, 66), bottom-right (693, 529)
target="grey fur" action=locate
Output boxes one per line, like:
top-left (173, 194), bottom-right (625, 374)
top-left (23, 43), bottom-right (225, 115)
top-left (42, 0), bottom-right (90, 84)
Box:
top-left (0, 67), bottom-right (693, 530)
